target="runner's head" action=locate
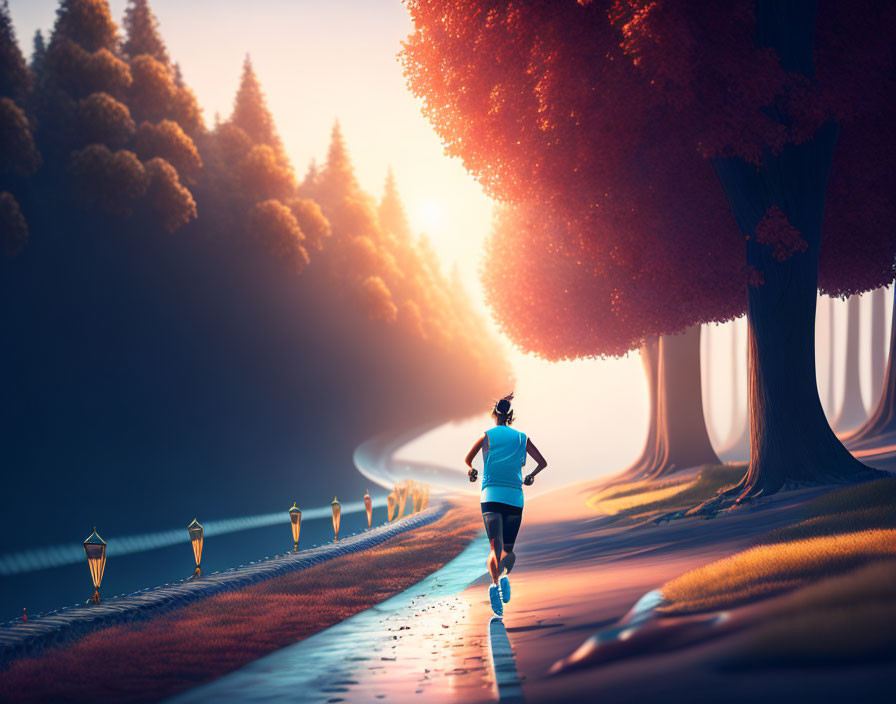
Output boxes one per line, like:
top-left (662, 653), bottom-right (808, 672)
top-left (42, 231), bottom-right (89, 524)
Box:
top-left (492, 393), bottom-right (514, 426)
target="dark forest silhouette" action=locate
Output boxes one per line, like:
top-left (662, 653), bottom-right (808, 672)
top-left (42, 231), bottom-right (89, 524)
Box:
top-left (0, 0), bottom-right (510, 544)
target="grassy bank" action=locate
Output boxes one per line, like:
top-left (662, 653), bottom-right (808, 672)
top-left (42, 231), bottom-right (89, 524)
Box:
top-left (651, 477), bottom-right (896, 666)
top-left (587, 464), bottom-right (745, 519)
top-left (0, 505), bottom-right (480, 703)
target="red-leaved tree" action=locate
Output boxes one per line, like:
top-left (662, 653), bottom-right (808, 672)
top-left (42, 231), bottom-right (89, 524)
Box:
top-left (402, 0), bottom-right (896, 503)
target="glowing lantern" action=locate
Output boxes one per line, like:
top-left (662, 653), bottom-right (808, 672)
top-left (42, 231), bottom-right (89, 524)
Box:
top-left (413, 485), bottom-right (423, 513)
top-left (364, 490), bottom-right (372, 529)
top-left (397, 483), bottom-right (408, 518)
top-left (387, 492), bottom-right (397, 522)
top-left (83, 528), bottom-right (106, 604)
top-left (331, 496), bottom-right (341, 540)
top-left (188, 518), bottom-right (203, 577)
top-left (289, 502), bottom-right (302, 551)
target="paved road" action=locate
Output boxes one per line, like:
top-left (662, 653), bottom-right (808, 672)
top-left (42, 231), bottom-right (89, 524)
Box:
top-left (169, 533), bottom-right (524, 704)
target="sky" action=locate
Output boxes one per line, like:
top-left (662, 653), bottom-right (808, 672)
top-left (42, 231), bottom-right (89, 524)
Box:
top-left (7, 1), bottom-right (892, 489)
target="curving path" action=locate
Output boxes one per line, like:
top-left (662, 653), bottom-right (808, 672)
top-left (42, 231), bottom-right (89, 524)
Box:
top-left (168, 533), bottom-right (525, 703)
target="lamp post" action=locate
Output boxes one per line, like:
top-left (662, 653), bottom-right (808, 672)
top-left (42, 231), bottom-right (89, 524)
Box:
top-left (331, 496), bottom-right (341, 541)
top-left (387, 492), bottom-right (397, 522)
top-left (188, 518), bottom-right (203, 577)
top-left (83, 528), bottom-right (106, 604)
top-left (364, 490), bottom-right (372, 529)
top-left (289, 502), bottom-right (302, 551)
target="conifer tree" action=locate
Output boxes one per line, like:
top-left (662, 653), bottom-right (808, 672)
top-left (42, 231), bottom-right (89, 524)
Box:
top-left (378, 166), bottom-right (411, 241)
top-left (0, 1), bottom-right (29, 101)
top-left (298, 158), bottom-right (318, 197)
top-left (230, 55), bottom-right (284, 158)
top-left (51, 0), bottom-right (119, 53)
top-left (0, 1), bottom-right (37, 257)
top-left (318, 120), bottom-right (359, 202)
top-left (121, 0), bottom-right (169, 64)
top-left (30, 30), bottom-right (47, 75)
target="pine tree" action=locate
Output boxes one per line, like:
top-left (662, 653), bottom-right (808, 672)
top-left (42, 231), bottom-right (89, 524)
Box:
top-left (51, 0), bottom-right (119, 53)
top-left (318, 120), bottom-right (358, 201)
top-left (298, 158), bottom-right (318, 196)
top-left (121, 0), bottom-right (169, 65)
top-left (0, 0), bottom-right (30, 101)
top-left (378, 166), bottom-right (411, 241)
top-left (30, 30), bottom-right (46, 75)
top-left (230, 55), bottom-right (284, 156)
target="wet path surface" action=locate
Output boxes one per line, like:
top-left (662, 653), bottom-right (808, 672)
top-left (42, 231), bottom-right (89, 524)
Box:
top-left (169, 533), bottom-right (522, 703)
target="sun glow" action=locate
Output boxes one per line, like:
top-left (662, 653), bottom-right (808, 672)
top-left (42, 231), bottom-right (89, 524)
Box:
top-left (417, 199), bottom-right (445, 231)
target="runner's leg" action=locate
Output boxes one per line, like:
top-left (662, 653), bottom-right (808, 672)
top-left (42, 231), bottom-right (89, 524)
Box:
top-left (500, 511), bottom-right (522, 574)
top-left (482, 510), bottom-right (504, 584)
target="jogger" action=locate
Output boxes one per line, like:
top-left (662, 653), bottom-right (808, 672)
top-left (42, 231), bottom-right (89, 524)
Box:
top-left (465, 393), bottom-right (548, 616)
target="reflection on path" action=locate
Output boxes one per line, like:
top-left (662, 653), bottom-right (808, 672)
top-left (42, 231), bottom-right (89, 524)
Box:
top-left (488, 617), bottom-right (525, 703)
top-left (169, 534), bottom-right (504, 703)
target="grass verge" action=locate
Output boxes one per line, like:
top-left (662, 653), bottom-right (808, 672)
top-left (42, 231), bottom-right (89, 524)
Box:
top-left (757, 478), bottom-right (896, 545)
top-left (725, 559), bottom-right (896, 667)
top-left (0, 505), bottom-right (479, 703)
top-left (588, 464), bottom-right (745, 519)
top-left (660, 529), bottom-right (896, 614)
top-left (661, 478), bottom-right (896, 616)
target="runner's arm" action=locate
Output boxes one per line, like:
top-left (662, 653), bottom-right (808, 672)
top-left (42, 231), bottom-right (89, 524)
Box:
top-left (465, 434), bottom-right (486, 481)
top-left (524, 438), bottom-right (547, 485)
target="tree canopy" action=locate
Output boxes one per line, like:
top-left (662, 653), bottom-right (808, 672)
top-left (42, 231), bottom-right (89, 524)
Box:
top-left (402, 0), bottom-right (896, 358)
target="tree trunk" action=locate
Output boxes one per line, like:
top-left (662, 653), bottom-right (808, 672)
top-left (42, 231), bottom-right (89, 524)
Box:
top-left (694, 0), bottom-right (879, 508)
top-left (847, 293), bottom-right (896, 446)
top-left (832, 294), bottom-right (867, 432)
top-left (720, 319), bottom-right (750, 460)
top-left (828, 297), bottom-right (836, 413)
top-left (617, 327), bottom-right (720, 482)
top-left (618, 336), bottom-right (662, 479)
top-left (654, 326), bottom-right (721, 477)
top-left (870, 286), bottom-right (887, 403)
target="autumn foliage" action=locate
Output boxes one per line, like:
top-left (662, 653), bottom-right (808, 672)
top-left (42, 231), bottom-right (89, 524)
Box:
top-left (402, 0), bottom-right (896, 357)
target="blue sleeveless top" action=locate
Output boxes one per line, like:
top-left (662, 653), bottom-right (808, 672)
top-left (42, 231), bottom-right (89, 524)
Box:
top-left (481, 425), bottom-right (527, 508)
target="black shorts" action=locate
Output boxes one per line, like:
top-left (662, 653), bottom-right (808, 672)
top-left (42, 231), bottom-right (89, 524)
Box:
top-left (481, 501), bottom-right (523, 547)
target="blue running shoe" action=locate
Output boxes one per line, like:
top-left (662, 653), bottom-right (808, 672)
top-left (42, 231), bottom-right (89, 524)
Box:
top-left (489, 584), bottom-right (504, 617)
top-left (499, 575), bottom-right (511, 603)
